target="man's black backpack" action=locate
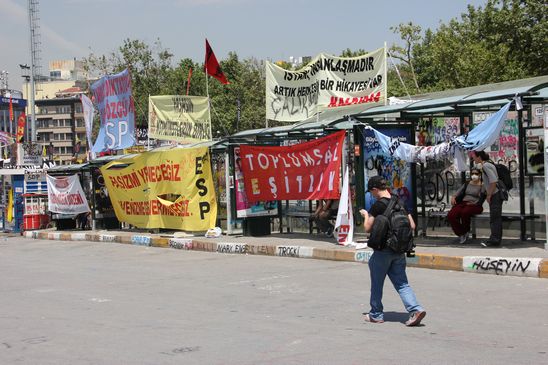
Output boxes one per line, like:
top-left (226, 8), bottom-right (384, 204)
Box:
top-left (367, 195), bottom-right (414, 254)
top-left (486, 161), bottom-right (512, 202)
top-left (488, 160), bottom-right (513, 191)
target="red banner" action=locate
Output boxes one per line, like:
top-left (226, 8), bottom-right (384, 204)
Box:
top-left (239, 131), bottom-right (345, 202)
top-left (16, 111), bottom-right (26, 143)
top-left (9, 97), bottom-right (13, 122)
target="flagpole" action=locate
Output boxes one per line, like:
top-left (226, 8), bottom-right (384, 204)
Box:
top-left (205, 68), bottom-right (213, 141)
top-left (147, 94), bottom-right (150, 151)
top-left (384, 41), bottom-right (388, 107)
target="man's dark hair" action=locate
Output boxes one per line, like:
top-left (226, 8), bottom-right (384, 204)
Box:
top-left (474, 150), bottom-right (490, 161)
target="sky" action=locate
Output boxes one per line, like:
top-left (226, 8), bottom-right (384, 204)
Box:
top-left (0, 0), bottom-right (488, 91)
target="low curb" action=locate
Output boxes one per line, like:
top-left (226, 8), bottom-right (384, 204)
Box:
top-left (24, 230), bottom-right (548, 279)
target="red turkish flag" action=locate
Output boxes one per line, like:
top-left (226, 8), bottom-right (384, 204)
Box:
top-left (205, 39), bottom-right (229, 84)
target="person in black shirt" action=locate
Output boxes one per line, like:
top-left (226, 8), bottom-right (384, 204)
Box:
top-left (359, 176), bottom-right (426, 326)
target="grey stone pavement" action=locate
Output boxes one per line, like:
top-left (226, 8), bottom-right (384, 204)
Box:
top-left (14, 226), bottom-right (548, 278)
top-left (2, 237), bottom-right (548, 365)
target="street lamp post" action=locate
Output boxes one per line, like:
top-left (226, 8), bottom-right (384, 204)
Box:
top-left (19, 64), bottom-right (31, 144)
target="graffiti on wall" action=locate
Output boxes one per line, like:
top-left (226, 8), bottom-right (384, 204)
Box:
top-left (363, 127), bottom-right (414, 212)
top-left (417, 117), bottom-right (460, 146)
top-left (415, 118), bottom-right (463, 208)
top-left (463, 256), bottom-right (541, 277)
top-left (473, 111), bottom-right (519, 177)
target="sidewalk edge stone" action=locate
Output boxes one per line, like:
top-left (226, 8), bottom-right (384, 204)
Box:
top-left (537, 259), bottom-right (548, 278)
top-left (25, 230), bottom-right (548, 279)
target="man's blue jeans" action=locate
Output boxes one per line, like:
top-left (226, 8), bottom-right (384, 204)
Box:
top-left (368, 248), bottom-right (423, 321)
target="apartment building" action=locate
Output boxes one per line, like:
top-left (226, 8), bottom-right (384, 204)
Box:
top-left (35, 91), bottom-right (88, 165)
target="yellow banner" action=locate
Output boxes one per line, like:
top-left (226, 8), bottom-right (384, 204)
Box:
top-left (100, 147), bottom-right (217, 230)
top-left (148, 95), bottom-right (211, 143)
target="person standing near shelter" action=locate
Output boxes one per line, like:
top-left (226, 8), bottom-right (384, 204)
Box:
top-left (359, 176), bottom-right (426, 326)
top-left (448, 168), bottom-right (485, 243)
top-left (470, 151), bottom-right (502, 247)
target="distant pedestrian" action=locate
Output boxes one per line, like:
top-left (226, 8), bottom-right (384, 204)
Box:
top-left (360, 176), bottom-right (426, 326)
top-left (470, 151), bottom-right (502, 247)
top-left (448, 167), bottom-right (485, 243)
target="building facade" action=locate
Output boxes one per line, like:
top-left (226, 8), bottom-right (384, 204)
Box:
top-left (0, 92), bottom-right (27, 164)
top-left (35, 95), bottom-right (88, 165)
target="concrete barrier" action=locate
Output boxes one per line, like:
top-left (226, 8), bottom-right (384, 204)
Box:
top-left (23, 231), bottom-right (548, 279)
top-left (539, 259), bottom-right (548, 279)
top-left (463, 256), bottom-right (542, 278)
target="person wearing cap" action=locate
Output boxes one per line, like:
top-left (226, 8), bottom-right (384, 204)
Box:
top-left (359, 176), bottom-right (426, 327)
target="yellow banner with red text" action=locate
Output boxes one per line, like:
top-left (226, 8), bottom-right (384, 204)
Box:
top-left (100, 147), bottom-right (217, 230)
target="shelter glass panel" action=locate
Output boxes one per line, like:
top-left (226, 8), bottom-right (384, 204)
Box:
top-left (362, 126), bottom-right (414, 213)
top-left (415, 117), bottom-right (464, 212)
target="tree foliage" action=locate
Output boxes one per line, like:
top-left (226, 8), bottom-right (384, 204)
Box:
top-left (390, 0), bottom-right (547, 93)
top-left (84, 39), bottom-right (266, 137)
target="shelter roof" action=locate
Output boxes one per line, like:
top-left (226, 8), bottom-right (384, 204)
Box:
top-left (89, 154), bottom-right (138, 165)
top-left (356, 75), bottom-right (548, 118)
top-left (46, 163), bottom-right (89, 173)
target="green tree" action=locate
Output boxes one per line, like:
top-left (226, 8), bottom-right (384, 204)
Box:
top-left (339, 48), bottom-right (368, 58)
top-left (84, 38), bottom-right (176, 127)
top-left (391, 0), bottom-right (547, 93)
top-left (389, 22), bottom-right (422, 93)
top-left (84, 39), bottom-right (268, 138)
top-left (208, 53), bottom-right (266, 135)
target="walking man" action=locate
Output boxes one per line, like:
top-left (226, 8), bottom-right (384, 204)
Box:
top-left (360, 176), bottom-right (426, 326)
top-left (470, 150), bottom-right (502, 247)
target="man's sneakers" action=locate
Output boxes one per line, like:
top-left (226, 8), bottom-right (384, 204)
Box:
top-left (405, 311), bottom-right (426, 327)
top-left (480, 240), bottom-right (501, 247)
top-left (364, 314), bottom-right (384, 323)
top-left (365, 311), bottom-right (426, 326)
top-left (325, 226), bottom-right (334, 238)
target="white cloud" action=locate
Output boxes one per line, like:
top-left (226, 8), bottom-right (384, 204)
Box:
top-left (0, 0), bottom-right (88, 57)
top-left (174, 0), bottom-right (252, 5)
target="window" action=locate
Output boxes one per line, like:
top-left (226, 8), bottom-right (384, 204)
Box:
top-left (38, 133), bottom-right (50, 142)
top-left (55, 106), bottom-right (71, 114)
top-left (75, 105), bottom-right (82, 113)
top-left (50, 71), bottom-right (61, 79)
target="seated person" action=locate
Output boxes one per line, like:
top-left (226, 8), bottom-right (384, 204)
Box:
top-left (76, 211), bottom-right (90, 230)
top-left (447, 168), bottom-right (485, 244)
top-left (311, 199), bottom-right (339, 237)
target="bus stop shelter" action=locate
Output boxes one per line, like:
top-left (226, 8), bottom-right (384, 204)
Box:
top-left (351, 75), bottom-right (548, 245)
